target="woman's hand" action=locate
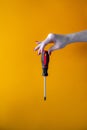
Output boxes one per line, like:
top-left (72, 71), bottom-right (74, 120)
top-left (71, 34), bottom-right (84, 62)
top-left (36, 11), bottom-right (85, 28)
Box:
top-left (34, 33), bottom-right (70, 55)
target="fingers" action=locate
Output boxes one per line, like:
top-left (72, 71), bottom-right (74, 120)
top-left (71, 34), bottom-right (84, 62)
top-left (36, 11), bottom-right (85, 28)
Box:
top-left (38, 44), bottom-right (44, 55)
top-left (34, 41), bottom-right (45, 55)
top-left (34, 42), bottom-right (55, 55)
top-left (35, 41), bottom-right (41, 44)
top-left (34, 43), bottom-right (41, 51)
top-left (48, 45), bottom-right (57, 55)
top-left (38, 49), bottom-right (42, 55)
top-left (34, 33), bottom-right (55, 55)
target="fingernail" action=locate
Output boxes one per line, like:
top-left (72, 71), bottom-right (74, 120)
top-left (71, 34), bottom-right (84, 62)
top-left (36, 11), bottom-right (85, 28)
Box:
top-left (35, 41), bottom-right (38, 43)
top-left (49, 51), bottom-right (51, 56)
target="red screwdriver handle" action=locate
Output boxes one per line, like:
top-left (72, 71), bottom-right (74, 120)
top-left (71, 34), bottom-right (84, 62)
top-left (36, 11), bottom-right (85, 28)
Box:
top-left (41, 50), bottom-right (49, 76)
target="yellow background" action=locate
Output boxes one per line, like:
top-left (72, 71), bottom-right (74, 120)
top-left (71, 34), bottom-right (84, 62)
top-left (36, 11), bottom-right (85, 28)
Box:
top-left (0, 0), bottom-right (87, 129)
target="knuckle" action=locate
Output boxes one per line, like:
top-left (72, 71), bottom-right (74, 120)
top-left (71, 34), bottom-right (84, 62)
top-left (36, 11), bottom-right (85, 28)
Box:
top-left (47, 33), bottom-right (55, 39)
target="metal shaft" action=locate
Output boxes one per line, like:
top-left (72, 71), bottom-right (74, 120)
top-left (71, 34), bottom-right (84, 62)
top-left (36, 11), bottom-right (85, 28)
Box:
top-left (44, 76), bottom-right (46, 100)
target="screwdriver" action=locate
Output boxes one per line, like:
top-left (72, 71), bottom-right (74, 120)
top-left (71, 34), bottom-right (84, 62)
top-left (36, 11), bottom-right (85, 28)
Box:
top-left (41, 50), bottom-right (49, 101)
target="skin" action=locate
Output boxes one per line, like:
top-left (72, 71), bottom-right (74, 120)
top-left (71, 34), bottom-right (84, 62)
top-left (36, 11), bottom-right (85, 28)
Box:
top-left (34, 30), bottom-right (87, 55)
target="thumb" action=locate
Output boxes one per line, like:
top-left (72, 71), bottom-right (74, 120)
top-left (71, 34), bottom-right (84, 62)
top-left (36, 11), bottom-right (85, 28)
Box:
top-left (48, 45), bottom-right (57, 55)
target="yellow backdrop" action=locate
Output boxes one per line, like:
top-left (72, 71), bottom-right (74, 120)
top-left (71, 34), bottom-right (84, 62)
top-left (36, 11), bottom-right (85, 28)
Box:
top-left (0, 0), bottom-right (87, 130)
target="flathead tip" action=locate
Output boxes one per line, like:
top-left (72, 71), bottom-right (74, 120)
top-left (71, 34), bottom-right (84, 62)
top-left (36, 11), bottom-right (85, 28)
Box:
top-left (44, 97), bottom-right (46, 101)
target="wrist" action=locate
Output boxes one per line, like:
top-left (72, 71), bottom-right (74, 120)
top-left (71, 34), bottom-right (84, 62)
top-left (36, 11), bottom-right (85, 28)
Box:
top-left (67, 33), bottom-right (77, 44)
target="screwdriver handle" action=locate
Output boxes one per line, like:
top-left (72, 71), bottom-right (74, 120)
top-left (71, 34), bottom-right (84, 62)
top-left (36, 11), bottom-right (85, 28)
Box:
top-left (41, 50), bottom-right (49, 76)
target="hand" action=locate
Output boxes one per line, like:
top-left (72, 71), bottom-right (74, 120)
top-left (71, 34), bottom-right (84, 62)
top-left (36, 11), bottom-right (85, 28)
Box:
top-left (34, 33), bottom-right (70, 55)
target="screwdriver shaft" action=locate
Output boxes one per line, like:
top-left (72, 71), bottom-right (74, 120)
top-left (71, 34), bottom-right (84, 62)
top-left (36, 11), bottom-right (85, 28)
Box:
top-left (44, 76), bottom-right (46, 100)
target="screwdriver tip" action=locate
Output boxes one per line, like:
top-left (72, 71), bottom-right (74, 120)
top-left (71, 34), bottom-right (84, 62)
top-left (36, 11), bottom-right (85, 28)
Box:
top-left (44, 97), bottom-right (46, 101)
